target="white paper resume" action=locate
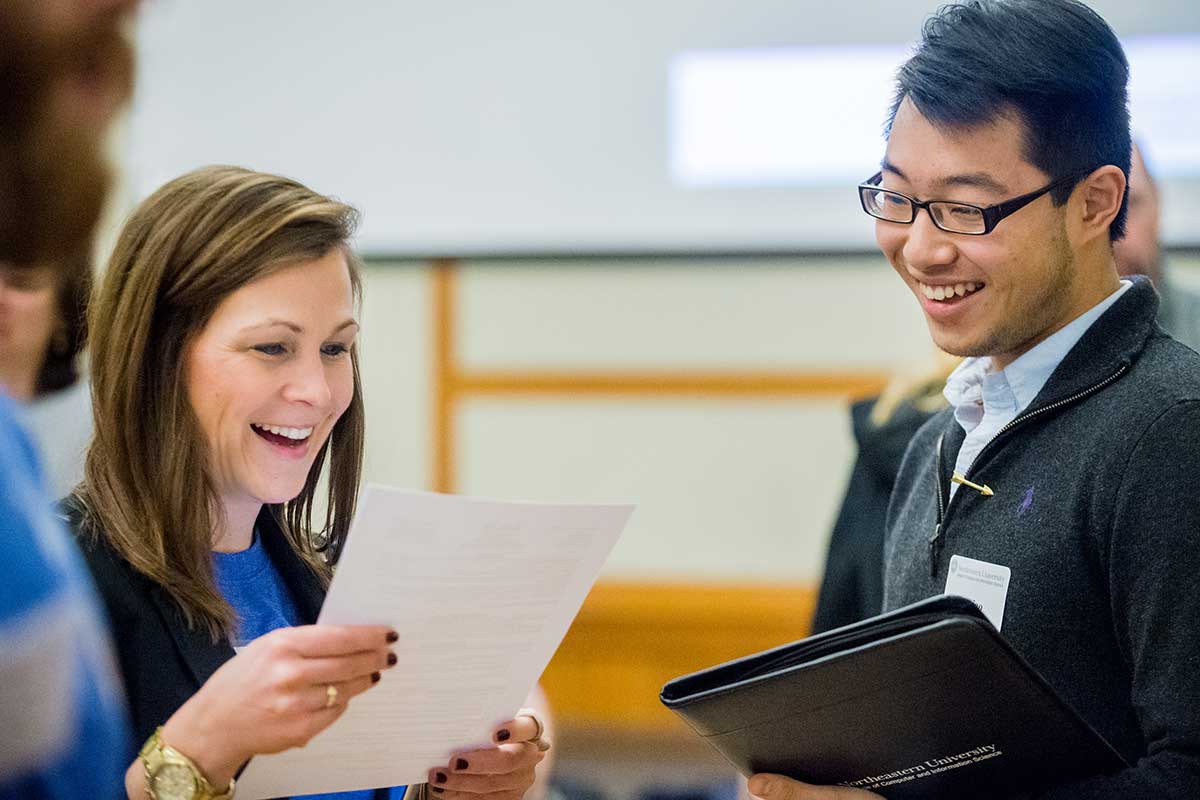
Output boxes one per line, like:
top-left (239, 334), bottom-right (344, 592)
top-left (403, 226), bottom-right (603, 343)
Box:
top-left (235, 486), bottom-right (633, 799)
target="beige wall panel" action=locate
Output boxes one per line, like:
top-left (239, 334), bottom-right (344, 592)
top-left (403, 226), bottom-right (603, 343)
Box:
top-left (1169, 255), bottom-right (1200, 284)
top-left (457, 258), bottom-right (933, 370)
top-left (457, 399), bottom-right (855, 582)
top-left (358, 263), bottom-right (431, 490)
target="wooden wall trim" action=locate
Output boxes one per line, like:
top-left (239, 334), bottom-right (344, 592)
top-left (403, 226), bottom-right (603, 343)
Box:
top-left (458, 370), bottom-right (887, 399)
top-left (431, 259), bottom-right (459, 493)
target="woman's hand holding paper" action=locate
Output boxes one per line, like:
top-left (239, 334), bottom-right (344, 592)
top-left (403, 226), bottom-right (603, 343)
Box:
top-left (428, 714), bottom-right (550, 800)
top-left (158, 624), bottom-right (397, 789)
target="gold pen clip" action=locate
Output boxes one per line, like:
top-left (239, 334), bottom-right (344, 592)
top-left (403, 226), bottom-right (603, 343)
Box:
top-left (952, 472), bottom-right (994, 497)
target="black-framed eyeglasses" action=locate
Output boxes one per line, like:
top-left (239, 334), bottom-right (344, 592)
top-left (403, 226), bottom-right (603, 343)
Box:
top-left (857, 171), bottom-right (1085, 235)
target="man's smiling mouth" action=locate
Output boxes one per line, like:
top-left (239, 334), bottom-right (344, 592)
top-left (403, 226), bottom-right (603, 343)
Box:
top-left (918, 281), bottom-right (984, 302)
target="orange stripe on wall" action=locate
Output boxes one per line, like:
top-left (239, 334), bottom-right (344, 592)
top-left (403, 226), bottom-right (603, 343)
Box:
top-left (431, 259), bottom-right (458, 493)
top-left (457, 369), bottom-right (888, 399)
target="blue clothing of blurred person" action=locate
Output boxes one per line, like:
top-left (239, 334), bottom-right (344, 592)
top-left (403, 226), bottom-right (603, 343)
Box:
top-left (0, 396), bottom-right (129, 799)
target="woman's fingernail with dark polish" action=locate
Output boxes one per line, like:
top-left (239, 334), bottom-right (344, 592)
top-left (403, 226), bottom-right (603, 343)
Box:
top-left (495, 729), bottom-right (511, 742)
top-left (387, 652), bottom-right (398, 666)
top-left (371, 672), bottom-right (381, 683)
top-left (434, 772), bottom-right (448, 784)
top-left (454, 758), bottom-right (469, 771)
top-left (386, 631), bottom-right (399, 643)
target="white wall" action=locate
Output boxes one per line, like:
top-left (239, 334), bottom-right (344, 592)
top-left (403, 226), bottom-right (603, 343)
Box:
top-left (128, 0), bottom-right (1200, 254)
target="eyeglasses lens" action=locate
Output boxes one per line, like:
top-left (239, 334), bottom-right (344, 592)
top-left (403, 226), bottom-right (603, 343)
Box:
top-left (930, 203), bottom-right (985, 234)
top-left (865, 189), bottom-right (912, 222)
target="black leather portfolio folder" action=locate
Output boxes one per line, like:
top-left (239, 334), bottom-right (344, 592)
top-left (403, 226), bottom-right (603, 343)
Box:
top-left (660, 595), bottom-right (1125, 799)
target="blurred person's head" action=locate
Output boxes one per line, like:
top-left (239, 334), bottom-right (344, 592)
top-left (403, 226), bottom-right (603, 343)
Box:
top-left (0, 0), bottom-right (137, 266)
top-left (81, 166), bottom-right (366, 639)
top-left (870, 0), bottom-right (1129, 368)
top-left (1112, 143), bottom-right (1162, 285)
top-left (0, 255), bottom-right (90, 401)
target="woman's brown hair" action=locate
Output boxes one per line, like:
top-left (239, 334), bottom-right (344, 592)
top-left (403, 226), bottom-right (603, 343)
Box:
top-left (79, 165), bottom-right (366, 640)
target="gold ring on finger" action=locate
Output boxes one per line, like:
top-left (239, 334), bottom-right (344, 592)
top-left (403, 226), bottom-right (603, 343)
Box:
top-left (325, 684), bottom-right (339, 708)
top-left (517, 708), bottom-right (545, 740)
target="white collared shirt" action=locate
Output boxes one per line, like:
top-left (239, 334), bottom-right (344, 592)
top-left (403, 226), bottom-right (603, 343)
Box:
top-left (943, 280), bottom-right (1132, 498)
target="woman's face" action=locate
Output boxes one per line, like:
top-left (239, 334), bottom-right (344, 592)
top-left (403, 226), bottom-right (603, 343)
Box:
top-left (0, 263), bottom-right (59, 397)
top-left (185, 249), bottom-right (358, 510)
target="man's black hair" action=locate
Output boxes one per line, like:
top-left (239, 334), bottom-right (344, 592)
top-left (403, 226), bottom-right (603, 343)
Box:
top-left (887, 0), bottom-right (1131, 240)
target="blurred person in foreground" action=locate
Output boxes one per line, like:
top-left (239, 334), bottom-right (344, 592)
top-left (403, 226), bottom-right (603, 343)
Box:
top-left (752, 0), bottom-right (1200, 797)
top-left (68, 165), bottom-right (548, 800)
top-left (0, 0), bottom-right (139, 798)
top-left (1113, 142), bottom-right (1200, 351)
top-left (0, 255), bottom-right (93, 497)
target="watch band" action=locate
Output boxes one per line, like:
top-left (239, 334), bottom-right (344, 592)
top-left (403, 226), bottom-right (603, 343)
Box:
top-left (140, 727), bottom-right (236, 800)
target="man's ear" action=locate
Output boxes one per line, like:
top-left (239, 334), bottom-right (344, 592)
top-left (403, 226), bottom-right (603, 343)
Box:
top-left (1071, 165), bottom-right (1126, 245)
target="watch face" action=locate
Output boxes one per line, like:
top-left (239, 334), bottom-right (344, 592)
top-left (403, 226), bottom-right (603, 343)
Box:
top-left (151, 762), bottom-right (199, 799)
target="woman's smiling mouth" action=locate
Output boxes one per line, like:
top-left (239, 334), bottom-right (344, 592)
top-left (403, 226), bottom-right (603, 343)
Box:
top-left (251, 423), bottom-right (314, 448)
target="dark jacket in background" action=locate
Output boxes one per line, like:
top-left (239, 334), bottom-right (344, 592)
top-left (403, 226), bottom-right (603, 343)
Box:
top-left (810, 398), bottom-right (937, 634)
top-left (884, 278), bottom-right (1200, 798)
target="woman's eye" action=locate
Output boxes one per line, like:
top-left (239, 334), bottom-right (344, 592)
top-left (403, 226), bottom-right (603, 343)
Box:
top-left (321, 343), bottom-right (350, 358)
top-left (254, 343), bottom-right (286, 356)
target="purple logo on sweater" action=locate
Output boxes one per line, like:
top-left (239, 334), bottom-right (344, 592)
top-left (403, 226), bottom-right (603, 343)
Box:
top-left (1019, 486), bottom-right (1034, 516)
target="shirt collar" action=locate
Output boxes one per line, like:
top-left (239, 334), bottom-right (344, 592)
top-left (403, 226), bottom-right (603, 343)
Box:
top-left (944, 279), bottom-right (1132, 416)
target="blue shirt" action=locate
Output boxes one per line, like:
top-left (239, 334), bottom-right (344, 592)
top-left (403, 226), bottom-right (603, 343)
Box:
top-left (213, 532), bottom-right (406, 800)
top-left (943, 280), bottom-right (1132, 498)
top-left (0, 394), bottom-right (130, 799)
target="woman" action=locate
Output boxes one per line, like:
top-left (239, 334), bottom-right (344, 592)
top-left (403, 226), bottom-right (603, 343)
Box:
top-left (0, 254), bottom-right (92, 497)
top-left (70, 166), bottom-right (547, 800)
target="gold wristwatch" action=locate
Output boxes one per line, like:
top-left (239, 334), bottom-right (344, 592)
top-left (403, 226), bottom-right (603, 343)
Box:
top-left (139, 727), bottom-right (235, 800)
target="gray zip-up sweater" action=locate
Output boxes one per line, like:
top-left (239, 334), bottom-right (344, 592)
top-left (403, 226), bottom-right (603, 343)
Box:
top-left (883, 277), bottom-right (1200, 798)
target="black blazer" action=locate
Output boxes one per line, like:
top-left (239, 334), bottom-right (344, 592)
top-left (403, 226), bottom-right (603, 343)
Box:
top-left (64, 501), bottom-right (326, 753)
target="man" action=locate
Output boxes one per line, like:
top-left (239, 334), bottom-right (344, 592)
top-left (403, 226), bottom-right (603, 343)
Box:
top-left (750, 1), bottom-right (1200, 797)
top-left (813, 139), bottom-right (1200, 641)
top-left (0, 0), bottom-right (139, 797)
top-left (1114, 142), bottom-right (1200, 351)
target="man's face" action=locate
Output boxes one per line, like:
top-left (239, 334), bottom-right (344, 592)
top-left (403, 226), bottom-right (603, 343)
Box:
top-left (0, 0), bottom-right (137, 264)
top-left (877, 98), bottom-right (1089, 370)
top-left (1112, 147), bottom-right (1161, 285)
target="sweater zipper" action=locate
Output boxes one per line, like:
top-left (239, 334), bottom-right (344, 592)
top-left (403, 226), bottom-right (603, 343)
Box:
top-left (931, 434), bottom-right (947, 576)
top-left (926, 362), bottom-right (1129, 578)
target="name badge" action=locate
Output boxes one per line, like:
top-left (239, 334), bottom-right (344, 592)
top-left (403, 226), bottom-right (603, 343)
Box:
top-left (944, 554), bottom-right (1011, 630)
